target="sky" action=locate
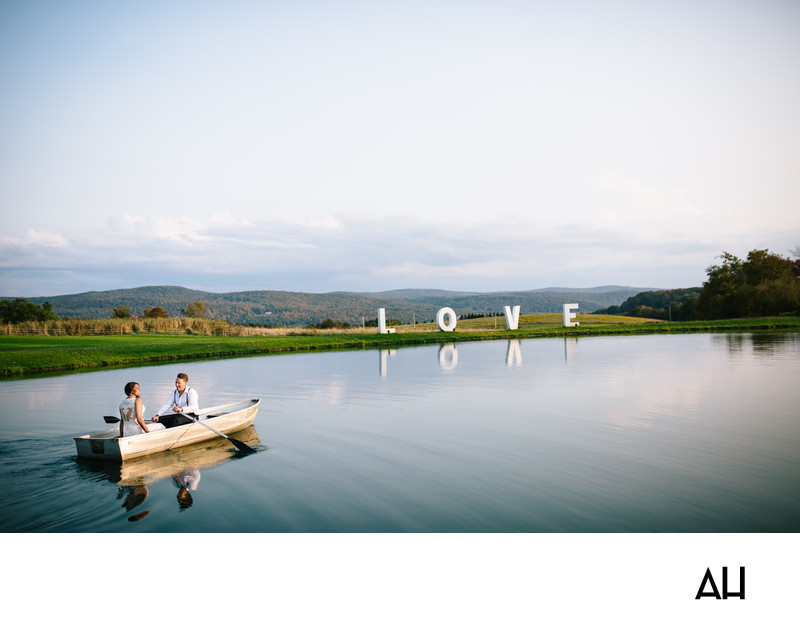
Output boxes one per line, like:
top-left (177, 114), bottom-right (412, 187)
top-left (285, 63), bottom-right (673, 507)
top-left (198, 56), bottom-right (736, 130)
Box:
top-left (1, 0), bottom-right (799, 297)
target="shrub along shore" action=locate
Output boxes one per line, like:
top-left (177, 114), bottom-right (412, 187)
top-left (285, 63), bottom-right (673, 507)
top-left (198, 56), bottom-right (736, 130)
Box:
top-left (2, 314), bottom-right (800, 378)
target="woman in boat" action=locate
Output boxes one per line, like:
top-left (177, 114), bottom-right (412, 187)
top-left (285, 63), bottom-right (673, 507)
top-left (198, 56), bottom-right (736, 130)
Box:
top-left (119, 382), bottom-right (164, 437)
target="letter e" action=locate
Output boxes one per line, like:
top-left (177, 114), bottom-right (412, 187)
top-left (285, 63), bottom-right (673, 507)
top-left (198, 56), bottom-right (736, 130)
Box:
top-left (563, 303), bottom-right (579, 327)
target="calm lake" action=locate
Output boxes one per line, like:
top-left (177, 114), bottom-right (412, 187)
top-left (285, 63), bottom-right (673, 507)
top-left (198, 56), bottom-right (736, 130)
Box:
top-left (1, 332), bottom-right (798, 532)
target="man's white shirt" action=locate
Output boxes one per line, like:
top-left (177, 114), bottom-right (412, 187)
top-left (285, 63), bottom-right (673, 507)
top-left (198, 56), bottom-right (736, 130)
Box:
top-left (156, 387), bottom-right (199, 417)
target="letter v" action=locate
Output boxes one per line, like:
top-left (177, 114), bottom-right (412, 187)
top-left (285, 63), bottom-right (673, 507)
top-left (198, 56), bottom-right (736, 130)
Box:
top-left (504, 305), bottom-right (520, 330)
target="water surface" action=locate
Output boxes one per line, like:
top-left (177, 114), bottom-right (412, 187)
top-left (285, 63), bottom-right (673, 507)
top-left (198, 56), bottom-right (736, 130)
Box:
top-left (1, 332), bottom-right (798, 532)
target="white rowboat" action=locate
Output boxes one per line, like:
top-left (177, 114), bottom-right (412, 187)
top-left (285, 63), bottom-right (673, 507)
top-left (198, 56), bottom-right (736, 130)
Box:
top-left (74, 398), bottom-right (260, 461)
top-left (77, 426), bottom-right (261, 487)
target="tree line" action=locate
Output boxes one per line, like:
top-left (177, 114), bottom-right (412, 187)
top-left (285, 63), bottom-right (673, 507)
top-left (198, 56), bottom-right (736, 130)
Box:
top-left (112, 301), bottom-right (208, 319)
top-left (596, 288), bottom-right (701, 321)
top-left (596, 248), bottom-right (800, 320)
top-left (1, 299), bottom-right (209, 324)
top-left (696, 248), bottom-right (800, 319)
top-left (20, 285), bottom-right (644, 325)
top-left (5, 248), bottom-right (798, 326)
top-left (0, 298), bottom-right (58, 324)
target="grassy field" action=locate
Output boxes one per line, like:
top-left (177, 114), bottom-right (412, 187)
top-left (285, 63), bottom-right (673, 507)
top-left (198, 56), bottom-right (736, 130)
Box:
top-left (2, 314), bottom-right (799, 378)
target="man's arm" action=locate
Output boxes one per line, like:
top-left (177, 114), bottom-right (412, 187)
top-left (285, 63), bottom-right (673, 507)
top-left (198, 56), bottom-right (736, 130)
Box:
top-left (183, 388), bottom-right (199, 415)
top-left (153, 392), bottom-right (175, 420)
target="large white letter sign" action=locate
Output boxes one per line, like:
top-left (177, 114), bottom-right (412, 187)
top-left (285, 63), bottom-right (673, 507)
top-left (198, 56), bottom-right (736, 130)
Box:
top-left (563, 303), bottom-right (579, 327)
top-left (436, 307), bottom-right (457, 332)
top-left (378, 308), bottom-right (395, 334)
top-left (504, 305), bottom-right (520, 330)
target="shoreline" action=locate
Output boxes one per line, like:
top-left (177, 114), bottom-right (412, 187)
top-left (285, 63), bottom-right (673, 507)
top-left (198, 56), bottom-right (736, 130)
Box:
top-left (2, 316), bottom-right (799, 379)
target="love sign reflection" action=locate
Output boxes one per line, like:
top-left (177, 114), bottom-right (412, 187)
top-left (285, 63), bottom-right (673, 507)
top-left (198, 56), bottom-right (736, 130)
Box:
top-left (377, 336), bottom-right (587, 377)
top-left (438, 344), bottom-right (458, 371)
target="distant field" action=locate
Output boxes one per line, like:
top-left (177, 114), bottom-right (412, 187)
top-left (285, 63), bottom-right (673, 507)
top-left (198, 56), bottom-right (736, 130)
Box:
top-left (401, 313), bottom-right (662, 332)
top-left (2, 314), bottom-right (799, 378)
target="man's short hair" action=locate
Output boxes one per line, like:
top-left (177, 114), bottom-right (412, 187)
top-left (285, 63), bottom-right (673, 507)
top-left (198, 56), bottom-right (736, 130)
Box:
top-left (177, 372), bottom-right (189, 381)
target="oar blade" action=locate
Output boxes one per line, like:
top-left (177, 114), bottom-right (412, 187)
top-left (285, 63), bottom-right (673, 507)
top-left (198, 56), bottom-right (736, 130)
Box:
top-left (180, 412), bottom-right (258, 454)
top-left (230, 438), bottom-right (257, 454)
top-left (104, 416), bottom-right (120, 424)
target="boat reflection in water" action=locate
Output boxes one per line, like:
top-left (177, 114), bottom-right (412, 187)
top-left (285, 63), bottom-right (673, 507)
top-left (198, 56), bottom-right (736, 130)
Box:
top-left (77, 426), bottom-right (261, 522)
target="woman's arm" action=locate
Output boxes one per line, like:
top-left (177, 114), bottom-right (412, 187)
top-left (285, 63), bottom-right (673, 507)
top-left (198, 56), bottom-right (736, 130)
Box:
top-left (135, 398), bottom-right (149, 433)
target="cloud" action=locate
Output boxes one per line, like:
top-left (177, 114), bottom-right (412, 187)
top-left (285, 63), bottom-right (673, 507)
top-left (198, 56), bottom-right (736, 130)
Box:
top-left (591, 175), bottom-right (800, 257)
top-left (0, 210), bottom-right (725, 296)
top-left (1, 229), bottom-right (68, 249)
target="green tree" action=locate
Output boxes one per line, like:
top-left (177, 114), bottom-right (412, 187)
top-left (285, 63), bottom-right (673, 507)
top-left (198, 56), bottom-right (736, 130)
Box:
top-left (594, 288), bottom-right (701, 321)
top-left (0, 298), bottom-right (58, 324)
top-left (697, 249), bottom-right (800, 319)
top-left (113, 305), bottom-right (132, 318)
top-left (741, 249), bottom-right (794, 286)
top-left (309, 317), bottom-right (352, 329)
top-left (181, 301), bottom-right (208, 318)
top-left (143, 306), bottom-right (169, 318)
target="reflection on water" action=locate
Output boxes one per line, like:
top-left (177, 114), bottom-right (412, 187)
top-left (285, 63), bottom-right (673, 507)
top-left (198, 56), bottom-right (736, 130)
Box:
top-left (1, 332), bottom-right (798, 532)
top-left (438, 344), bottom-right (458, 371)
top-left (74, 426), bottom-right (261, 523)
top-left (379, 349), bottom-right (396, 377)
top-left (717, 331), bottom-right (800, 356)
top-left (564, 337), bottom-right (579, 363)
top-left (383, 337), bottom-right (576, 376)
top-left (506, 339), bottom-right (522, 366)
top-left (381, 337), bottom-right (585, 375)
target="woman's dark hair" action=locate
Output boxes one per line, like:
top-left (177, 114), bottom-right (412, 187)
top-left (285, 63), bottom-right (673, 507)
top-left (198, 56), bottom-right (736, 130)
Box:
top-left (124, 382), bottom-right (139, 396)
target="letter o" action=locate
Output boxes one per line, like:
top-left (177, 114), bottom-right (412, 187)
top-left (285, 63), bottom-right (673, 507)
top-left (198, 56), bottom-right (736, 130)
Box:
top-left (436, 307), bottom-right (457, 332)
top-left (438, 344), bottom-right (458, 371)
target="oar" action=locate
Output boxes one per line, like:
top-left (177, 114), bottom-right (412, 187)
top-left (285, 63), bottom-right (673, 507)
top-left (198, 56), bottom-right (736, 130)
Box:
top-left (177, 411), bottom-right (256, 454)
top-left (103, 413), bottom-right (256, 454)
top-left (104, 415), bottom-right (161, 429)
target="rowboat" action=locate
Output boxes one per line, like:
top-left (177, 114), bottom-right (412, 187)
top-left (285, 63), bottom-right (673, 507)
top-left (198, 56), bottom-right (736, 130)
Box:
top-left (74, 398), bottom-right (260, 461)
top-left (76, 426), bottom-right (262, 486)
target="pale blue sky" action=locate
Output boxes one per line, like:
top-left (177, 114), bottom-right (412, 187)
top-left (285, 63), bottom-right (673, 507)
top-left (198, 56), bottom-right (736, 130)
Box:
top-left (1, 0), bottom-right (798, 296)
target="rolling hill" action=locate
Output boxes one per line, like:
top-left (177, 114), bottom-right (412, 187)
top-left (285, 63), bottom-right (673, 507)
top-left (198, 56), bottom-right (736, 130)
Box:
top-left (24, 285), bottom-right (656, 326)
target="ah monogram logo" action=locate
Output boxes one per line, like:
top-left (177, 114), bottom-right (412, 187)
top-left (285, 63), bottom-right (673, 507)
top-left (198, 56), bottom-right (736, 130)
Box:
top-left (695, 567), bottom-right (745, 600)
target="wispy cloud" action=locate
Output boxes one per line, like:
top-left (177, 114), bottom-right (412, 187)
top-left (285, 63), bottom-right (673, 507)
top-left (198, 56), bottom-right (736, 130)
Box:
top-left (0, 210), bottom-right (729, 296)
top-left (1, 229), bottom-right (68, 249)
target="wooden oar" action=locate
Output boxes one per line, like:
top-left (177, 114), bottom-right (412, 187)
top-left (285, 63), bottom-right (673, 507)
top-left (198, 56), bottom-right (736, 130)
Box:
top-left (177, 411), bottom-right (256, 454)
top-left (103, 413), bottom-right (257, 454)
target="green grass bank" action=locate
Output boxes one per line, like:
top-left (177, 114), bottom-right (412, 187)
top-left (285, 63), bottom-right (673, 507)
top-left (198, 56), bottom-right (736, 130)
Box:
top-left (3, 315), bottom-right (799, 378)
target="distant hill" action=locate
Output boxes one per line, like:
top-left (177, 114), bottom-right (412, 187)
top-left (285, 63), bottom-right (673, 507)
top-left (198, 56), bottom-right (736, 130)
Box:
top-left (530, 285), bottom-right (648, 294)
top-left (24, 285), bottom-right (657, 326)
top-left (594, 287), bottom-right (702, 321)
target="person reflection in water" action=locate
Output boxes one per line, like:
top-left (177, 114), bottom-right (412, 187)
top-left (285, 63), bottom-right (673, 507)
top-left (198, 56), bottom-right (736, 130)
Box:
top-left (173, 469), bottom-right (200, 509)
top-left (120, 483), bottom-right (150, 522)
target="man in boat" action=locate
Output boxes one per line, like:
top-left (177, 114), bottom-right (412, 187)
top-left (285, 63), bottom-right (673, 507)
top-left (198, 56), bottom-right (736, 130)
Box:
top-left (152, 372), bottom-right (200, 429)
